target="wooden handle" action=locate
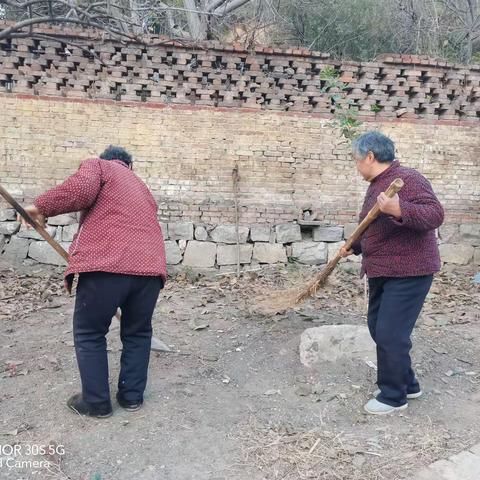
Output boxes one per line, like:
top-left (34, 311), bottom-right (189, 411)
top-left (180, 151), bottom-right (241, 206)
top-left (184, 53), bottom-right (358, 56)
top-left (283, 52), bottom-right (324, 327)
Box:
top-left (0, 184), bottom-right (70, 262)
top-left (343, 178), bottom-right (404, 252)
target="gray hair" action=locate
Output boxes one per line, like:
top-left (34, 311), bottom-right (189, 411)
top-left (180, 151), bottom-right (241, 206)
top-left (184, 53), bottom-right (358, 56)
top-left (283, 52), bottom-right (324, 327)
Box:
top-left (352, 131), bottom-right (395, 163)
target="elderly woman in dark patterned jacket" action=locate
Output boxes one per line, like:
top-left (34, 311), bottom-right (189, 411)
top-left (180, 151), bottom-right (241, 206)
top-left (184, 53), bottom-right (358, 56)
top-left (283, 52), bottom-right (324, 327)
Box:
top-left (341, 131), bottom-right (444, 415)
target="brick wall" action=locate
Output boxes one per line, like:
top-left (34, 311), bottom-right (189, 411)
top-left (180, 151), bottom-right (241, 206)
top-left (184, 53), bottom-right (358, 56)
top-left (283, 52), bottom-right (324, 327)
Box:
top-left (0, 25), bottom-right (479, 266)
top-left (1, 24), bottom-right (479, 120)
top-left (1, 94), bottom-right (478, 226)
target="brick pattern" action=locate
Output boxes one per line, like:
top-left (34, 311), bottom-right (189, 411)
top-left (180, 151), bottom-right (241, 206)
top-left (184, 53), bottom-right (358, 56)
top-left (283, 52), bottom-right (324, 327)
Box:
top-left (0, 25), bottom-right (479, 121)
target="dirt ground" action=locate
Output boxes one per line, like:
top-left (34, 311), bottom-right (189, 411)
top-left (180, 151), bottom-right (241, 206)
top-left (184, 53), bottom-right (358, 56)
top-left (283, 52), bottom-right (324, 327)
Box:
top-left (0, 260), bottom-right (479, 480)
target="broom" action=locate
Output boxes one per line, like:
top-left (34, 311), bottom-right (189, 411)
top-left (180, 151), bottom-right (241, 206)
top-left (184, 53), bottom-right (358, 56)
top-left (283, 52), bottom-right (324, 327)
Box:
top-left (0, 184), bottom-right (170, 352)
top-left (256, 178), bottom-right (405, 314)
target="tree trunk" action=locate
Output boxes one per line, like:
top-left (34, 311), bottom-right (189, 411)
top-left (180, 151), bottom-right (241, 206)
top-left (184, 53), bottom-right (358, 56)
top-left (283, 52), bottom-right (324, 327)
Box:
top-left (184, 0), bottom-right (207, 40)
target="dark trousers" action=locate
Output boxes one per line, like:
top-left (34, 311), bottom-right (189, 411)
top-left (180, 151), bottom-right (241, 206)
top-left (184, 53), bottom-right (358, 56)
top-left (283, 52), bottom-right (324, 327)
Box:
top-left (367, 275), bottom-right (433, 407)
top-left (73, 272), bottom-right (163, 405)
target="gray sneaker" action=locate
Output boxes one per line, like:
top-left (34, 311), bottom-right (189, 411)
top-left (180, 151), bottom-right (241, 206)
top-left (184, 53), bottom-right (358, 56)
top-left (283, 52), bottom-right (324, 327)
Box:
top-left (364, 398), bottom-right (408, 415)
top-left (373, 389), bottom-right (423, 399)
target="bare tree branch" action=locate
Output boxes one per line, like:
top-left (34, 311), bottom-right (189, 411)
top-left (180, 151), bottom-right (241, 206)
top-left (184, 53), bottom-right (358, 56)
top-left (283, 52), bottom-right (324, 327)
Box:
top-left (0, 0), bottom-right (253, 42)
top-left (213, 0), bottom-right (250, 15)
top-left (206, 0), bottom-right (227, 11)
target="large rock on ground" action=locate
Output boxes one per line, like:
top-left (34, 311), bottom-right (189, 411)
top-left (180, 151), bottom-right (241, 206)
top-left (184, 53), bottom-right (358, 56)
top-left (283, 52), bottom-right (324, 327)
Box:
top-left (217, 244), bottom-right (253, 265)
top-left (253, 243), bottom-right (287, 264)
top-left (275, 224), bottom-right (301, 243)
top-left (165, 240), bottom-right (183, 265)
top-left (300, 325), bottom-right (376, 367)
top-left (28, 241), bottom-right (70, 266)
top-left (439, 244), bottom-right (474, 265)
top-left (183, 241), bottom-right (217, 268)
top-left (291, 242), bottom-right (327, 265)
top-left (313, 226), bottom-right (344, 242)
top-left (474, 248), bottom-right (480, 266)
top-left (210, 225), bottom-right (249, 244)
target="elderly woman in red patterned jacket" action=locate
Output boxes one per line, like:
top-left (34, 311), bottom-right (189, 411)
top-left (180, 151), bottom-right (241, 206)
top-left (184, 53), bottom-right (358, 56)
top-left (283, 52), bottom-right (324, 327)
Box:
top-left (341, 131), bottom-right (444, 415)
top-left (20, 146), bottom-right (167, 418)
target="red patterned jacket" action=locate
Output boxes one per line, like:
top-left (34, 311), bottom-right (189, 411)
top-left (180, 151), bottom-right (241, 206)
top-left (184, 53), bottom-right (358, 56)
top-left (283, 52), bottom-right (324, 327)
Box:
top-left (34, 159), bottom-right (167, 285)
top-left (354, 161), bottom-right (444, 278)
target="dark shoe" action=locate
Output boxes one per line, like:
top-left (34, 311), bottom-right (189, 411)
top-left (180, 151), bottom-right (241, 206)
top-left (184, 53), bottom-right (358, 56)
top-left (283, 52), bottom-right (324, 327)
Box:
top-left (116, 392), bottom-right (143, 412)
top-left (67, 393), bottom-right (113, 418)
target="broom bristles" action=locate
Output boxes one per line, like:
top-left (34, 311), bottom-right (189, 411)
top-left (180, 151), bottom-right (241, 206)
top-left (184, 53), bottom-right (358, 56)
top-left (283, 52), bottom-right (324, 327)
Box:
top-left (255, 256), bottom-right (341, 315)
top-left (295, 258), bottom-right (339, 304)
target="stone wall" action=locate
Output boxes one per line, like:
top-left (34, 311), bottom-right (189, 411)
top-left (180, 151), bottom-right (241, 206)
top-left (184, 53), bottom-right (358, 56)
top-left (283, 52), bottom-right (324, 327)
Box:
top-left (1, 212), bottom-right (478, 269)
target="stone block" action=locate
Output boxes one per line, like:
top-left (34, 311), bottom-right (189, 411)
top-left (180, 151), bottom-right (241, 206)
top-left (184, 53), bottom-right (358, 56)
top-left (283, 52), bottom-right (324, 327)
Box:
top-left (183, 241), bottom-right (216, 268)
top-left (210, 225), bottom-right (249, 244)
top-left (217, 244), bottom-right (253, 265)
top-left (165, 240), bottom-right (183, 265)
top-left (474, 247), bottom-right (480, 265)
top-left (168, 221), bottom-right (194, 240)
top-left (194, 225), bottom-right (208, 241)
top-left (2, 237), bottom-right (30, 263)
top-left (250, 224), bottom-right (272, 242)
top-left (0, 209), bottom-right (16, 221)
top-left (16, 224), bottom-right (57, 240)
top-left (275, 223), bottom-right (301, 243)
top-left (439, 244), bottom-right (474, 265)
top-left (343, 223), bottom-right (358, 240)
top-left (327, 241), bottom-right (345, 262)
top-left (313, 226), bottom-right (344, 242)
top-left (61, 223), bottom-right (79, 242)
top-left (28, 241), bottom-right (69, 266)
top-left (47, 214), bottom-right (77, 226)
top-left (459, 224), bottom-right (480, 246)
top-left (439, 224), bottom-right (460, 243)
top-left (253, 243), bottom-right (287, 263)
top-left (0, 221), bottom-right (20, 235)
top-left (168, 222), bottom-right (193, 240)
top-left (160, 222), bottom-right (169, 240)
top-left (291, 242), bottom-right (327, 265)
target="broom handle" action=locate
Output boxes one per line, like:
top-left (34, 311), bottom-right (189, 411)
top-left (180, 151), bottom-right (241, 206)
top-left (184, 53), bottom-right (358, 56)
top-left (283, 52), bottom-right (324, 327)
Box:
top-left (0, 184), bottom-right (70, 262)
top-left (342, 177), bottom-right (405, 254)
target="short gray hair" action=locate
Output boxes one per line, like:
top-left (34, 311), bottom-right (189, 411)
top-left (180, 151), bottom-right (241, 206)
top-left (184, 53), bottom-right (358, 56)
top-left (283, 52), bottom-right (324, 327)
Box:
top-left (352, 131), bottom-right (395, 163)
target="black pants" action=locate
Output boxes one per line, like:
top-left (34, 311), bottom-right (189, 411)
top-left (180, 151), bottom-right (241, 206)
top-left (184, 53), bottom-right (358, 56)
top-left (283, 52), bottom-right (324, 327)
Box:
top-left (73, 272), bottom-right (163, 406)
top-left (367, 275), bottom-right (433, 407)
